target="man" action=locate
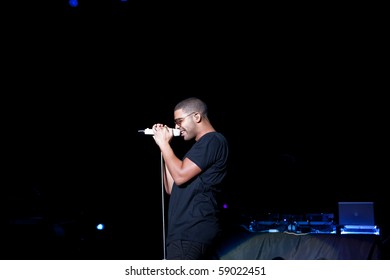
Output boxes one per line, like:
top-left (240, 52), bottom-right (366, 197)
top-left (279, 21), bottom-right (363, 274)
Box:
top-left (152, 97), bottom-right (229, 260)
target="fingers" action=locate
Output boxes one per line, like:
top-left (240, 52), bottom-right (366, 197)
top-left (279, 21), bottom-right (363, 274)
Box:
top-left (153, 123), bottom-right (164, 128)
top-left (152, 123), bottom-right (167, 132)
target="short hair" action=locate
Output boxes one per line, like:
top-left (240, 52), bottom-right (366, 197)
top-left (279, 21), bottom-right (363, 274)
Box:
top-left (174, 97), bottom-right (208, 117)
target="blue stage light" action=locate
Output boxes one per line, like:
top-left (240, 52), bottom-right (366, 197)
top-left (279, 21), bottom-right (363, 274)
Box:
top-left (69, 0), bottom-right (78, 8)
top-left (96, 223), bottom-right (104, 230)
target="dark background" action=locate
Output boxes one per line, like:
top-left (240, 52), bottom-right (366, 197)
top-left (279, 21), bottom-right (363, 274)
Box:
top-left (3, 1), bottom-right (388, 259)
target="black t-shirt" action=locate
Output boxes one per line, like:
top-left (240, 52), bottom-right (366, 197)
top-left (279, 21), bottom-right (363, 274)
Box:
top-left (166, 132), bottom-right (229, 245)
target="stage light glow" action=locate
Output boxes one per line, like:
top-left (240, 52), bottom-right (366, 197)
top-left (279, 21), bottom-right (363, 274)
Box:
top-left (69, 0), bottom-right (78, 8)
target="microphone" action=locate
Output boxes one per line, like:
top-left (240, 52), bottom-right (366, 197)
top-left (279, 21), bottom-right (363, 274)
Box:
top-left (138, 128), bottom-right (181, 136)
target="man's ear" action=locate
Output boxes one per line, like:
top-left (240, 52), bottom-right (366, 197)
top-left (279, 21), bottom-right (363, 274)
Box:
top-left (195, 112), bottom-right (202, 123)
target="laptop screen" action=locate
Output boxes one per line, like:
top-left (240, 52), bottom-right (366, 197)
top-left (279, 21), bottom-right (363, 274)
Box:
top-left (338, 202), bottom-right (375, 226)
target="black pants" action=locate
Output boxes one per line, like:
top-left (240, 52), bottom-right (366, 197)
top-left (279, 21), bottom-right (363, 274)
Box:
top-left (166, 240), bottom-right (216, 260)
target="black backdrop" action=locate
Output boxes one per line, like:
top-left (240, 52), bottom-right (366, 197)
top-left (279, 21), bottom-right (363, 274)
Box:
top-left (3, 1), bottom-right (388, 259)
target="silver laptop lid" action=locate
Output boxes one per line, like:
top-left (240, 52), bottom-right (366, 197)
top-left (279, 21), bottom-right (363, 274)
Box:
top-left (338, 201), bottom-right (375, 226)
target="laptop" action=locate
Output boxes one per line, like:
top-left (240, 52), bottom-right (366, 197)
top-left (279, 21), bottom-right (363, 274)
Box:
top-left (338, 201), bottom-right (379, 235)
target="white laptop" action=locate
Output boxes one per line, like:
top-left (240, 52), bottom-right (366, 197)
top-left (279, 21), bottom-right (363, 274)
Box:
top-left (338, 201), bottom-right (379, 234)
